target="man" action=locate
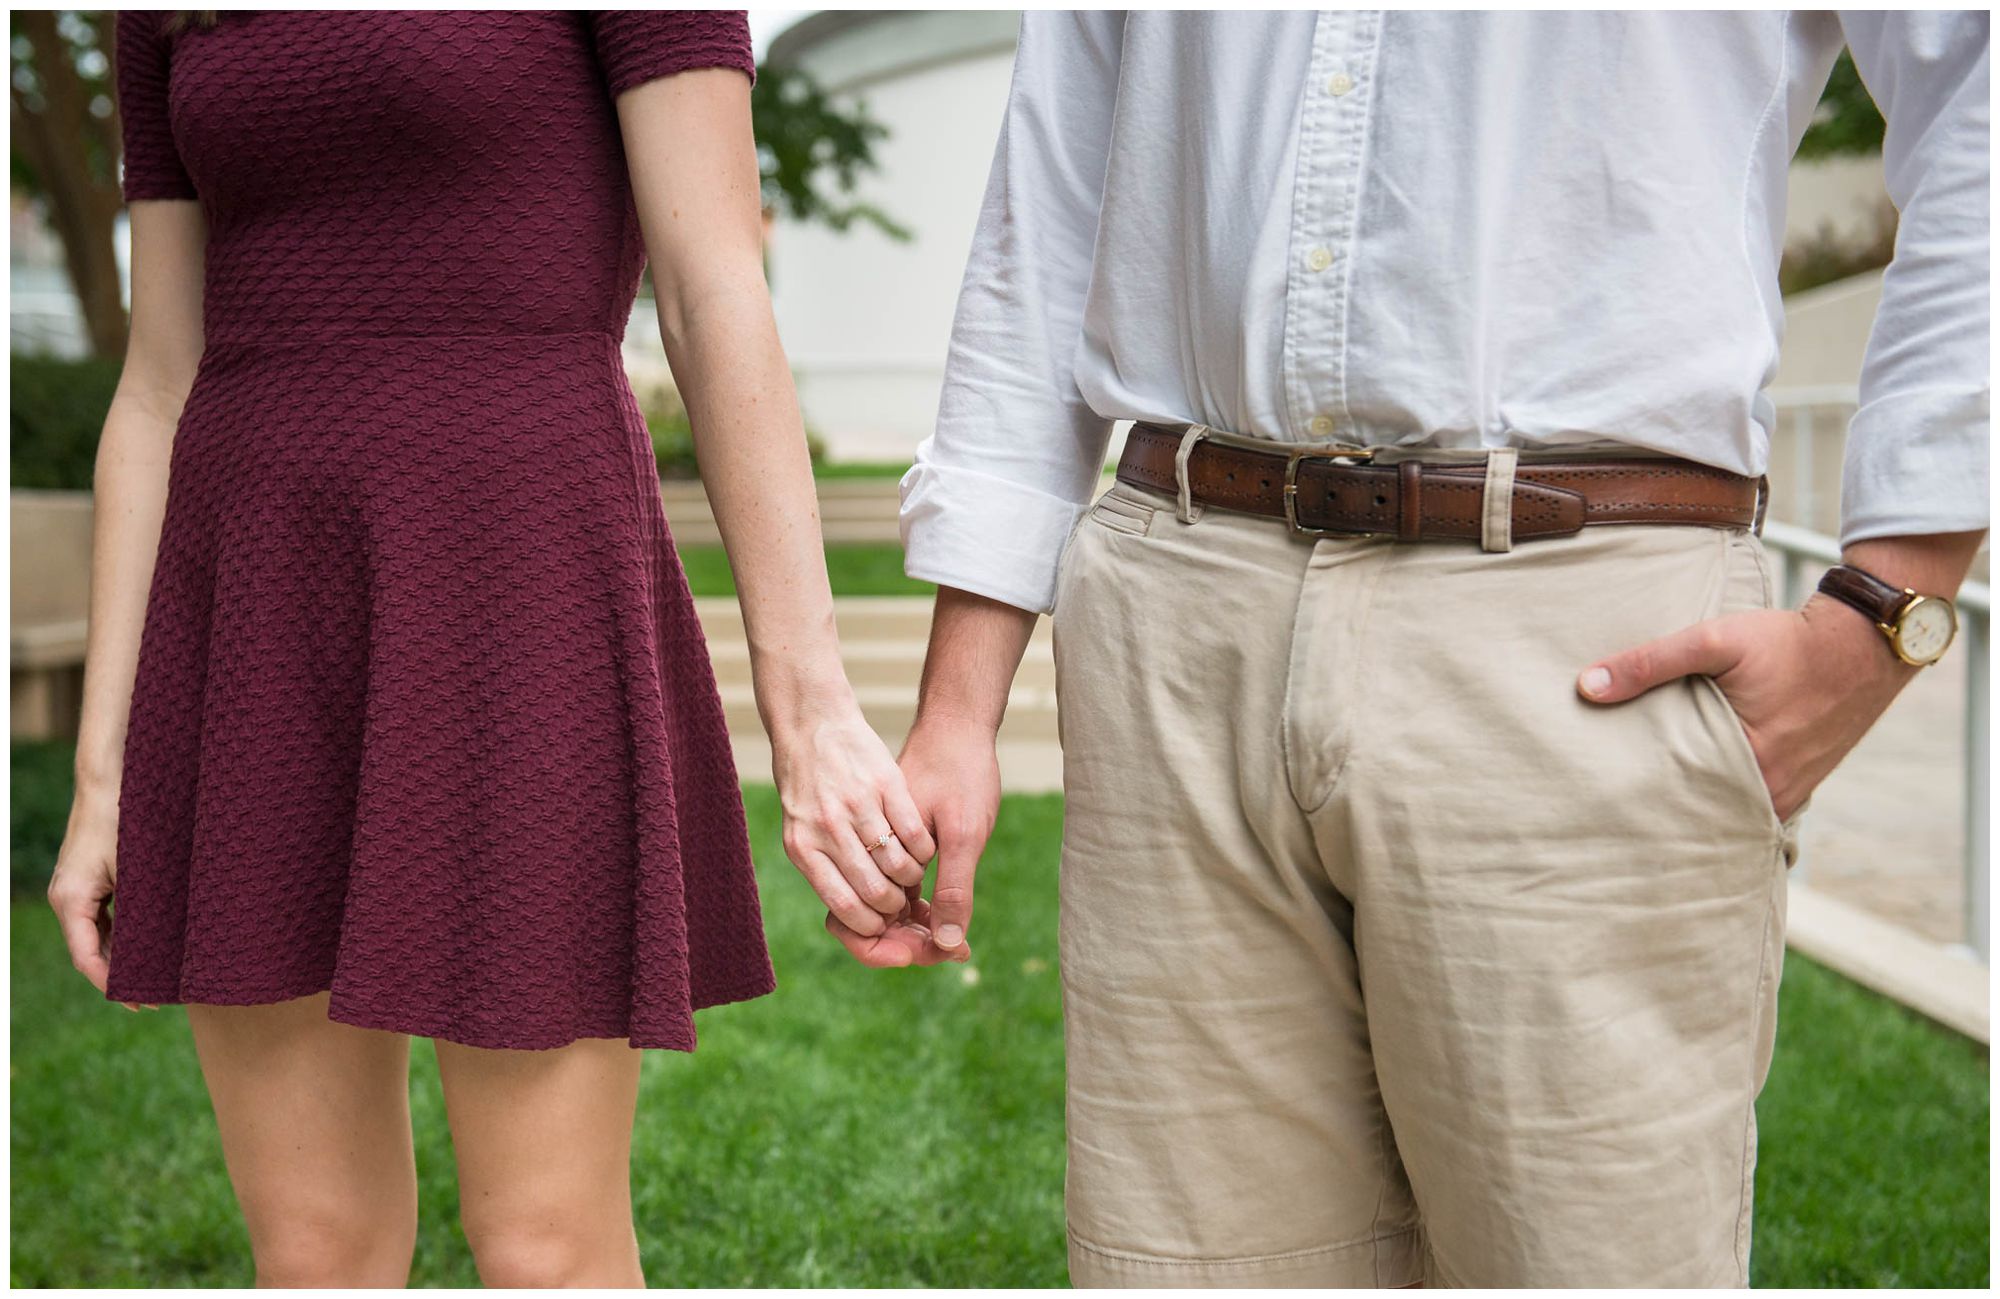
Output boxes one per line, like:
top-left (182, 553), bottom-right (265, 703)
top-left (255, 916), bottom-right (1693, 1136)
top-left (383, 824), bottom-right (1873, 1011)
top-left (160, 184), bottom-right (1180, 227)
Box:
top-left (849, 12), bottom-right (1987, 1287)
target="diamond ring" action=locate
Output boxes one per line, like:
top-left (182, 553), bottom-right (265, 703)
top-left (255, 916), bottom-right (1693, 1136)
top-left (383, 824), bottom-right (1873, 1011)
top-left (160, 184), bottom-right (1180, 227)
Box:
top-left (870, 832), bottom-right (895, 852)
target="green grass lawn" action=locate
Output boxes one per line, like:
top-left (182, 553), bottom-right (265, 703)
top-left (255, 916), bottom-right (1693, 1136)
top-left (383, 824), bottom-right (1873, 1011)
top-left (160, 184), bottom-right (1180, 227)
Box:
top-left (677, 543), bottom-right (933, 599)
top-left (9, 745), bottom-right (1989, 1287)
top-left (811, 460), bottom-right (912, 480)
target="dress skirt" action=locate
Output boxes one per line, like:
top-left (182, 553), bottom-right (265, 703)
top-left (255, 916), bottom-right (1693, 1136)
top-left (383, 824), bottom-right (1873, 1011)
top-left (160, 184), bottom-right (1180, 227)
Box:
top-left (103, 332), bottom-right (776, 1050)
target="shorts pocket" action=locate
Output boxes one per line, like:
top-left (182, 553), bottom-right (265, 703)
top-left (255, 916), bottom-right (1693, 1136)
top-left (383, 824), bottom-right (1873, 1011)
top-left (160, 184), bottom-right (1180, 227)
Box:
top-left (1086, 484), bottom-right (1158, 537)
top-left (1691, 674), bottom-right (1784, 838)
top-left (1694, 531), bottom-right (1787, 840)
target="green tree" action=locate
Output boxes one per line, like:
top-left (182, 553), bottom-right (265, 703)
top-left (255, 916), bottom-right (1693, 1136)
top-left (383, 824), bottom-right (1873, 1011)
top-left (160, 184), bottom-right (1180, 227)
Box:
top-left (752, 61), bottom-right (908, 241)
top-left (1797, 49), bottom-right (1886, 161)
top-left (10, 10), bottom-right (127, 357)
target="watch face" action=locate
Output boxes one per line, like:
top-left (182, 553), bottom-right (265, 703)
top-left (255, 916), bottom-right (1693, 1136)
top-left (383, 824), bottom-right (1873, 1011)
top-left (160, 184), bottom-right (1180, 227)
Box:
top-left (1897, 597), bottom-right (1957, 664)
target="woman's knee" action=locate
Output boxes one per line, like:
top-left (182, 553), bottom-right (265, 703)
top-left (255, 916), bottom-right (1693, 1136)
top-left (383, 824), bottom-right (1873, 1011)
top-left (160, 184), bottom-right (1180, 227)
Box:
top-left (247, 1202), bottom-right (415, 1287)
top-left (461, 1207), bottom-right (639, 1288)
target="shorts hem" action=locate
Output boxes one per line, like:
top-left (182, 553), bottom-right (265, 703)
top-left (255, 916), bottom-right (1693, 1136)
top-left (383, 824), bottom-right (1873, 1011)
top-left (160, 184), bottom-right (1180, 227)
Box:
top-left (1067, 1224), bottom-right (1424, 1288)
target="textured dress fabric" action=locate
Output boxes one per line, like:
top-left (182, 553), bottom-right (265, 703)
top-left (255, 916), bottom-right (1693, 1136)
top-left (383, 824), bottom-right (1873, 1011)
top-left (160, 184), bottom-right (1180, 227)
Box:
top-left (105, 10), bottom-right (774, 1051)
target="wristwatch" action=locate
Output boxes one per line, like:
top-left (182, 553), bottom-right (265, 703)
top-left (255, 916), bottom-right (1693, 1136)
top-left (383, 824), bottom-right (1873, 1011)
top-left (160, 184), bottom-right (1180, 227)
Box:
top-left (1816, 564), bottom-right (1960, 667)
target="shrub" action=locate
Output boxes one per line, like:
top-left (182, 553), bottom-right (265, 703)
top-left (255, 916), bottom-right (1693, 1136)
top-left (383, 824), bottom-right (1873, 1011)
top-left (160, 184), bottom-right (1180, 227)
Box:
top-left (630, 372), bottom-right (826, 480)
top-left (10, 352), bottom-right (121, 491)
top-left (11, 740), bottom-right (73, 895)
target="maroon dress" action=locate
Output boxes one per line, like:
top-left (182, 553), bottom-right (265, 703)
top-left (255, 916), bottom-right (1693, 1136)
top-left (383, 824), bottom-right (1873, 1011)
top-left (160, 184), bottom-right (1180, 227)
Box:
top-left (105, 10), bottom-right (775, 1050)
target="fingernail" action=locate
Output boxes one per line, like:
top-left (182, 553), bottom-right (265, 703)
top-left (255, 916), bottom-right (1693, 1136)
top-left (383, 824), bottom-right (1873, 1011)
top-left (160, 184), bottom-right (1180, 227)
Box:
top-left (1580, 667), bottom-right (1611, 698)
top-left (937, 924), bottom-right (964, 949)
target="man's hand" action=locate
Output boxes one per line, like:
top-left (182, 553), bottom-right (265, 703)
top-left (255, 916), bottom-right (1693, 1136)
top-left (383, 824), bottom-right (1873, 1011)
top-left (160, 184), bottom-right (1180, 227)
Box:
top-left (1577, 597), bottom-right (1912, 821)
top-left (900, 715), bottom-right (1002, 956)
top-left (1579, 532), bottom-right (1984, 821)
top-left (825, 584), bottom-right (1034, 968)
top-left (823, 716), bottom-right (999, 966)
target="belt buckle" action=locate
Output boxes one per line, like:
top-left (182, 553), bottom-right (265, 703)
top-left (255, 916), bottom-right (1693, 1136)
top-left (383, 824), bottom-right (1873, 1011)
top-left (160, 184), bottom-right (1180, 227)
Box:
top-left (1283, 446), bottom-right (1376, 538)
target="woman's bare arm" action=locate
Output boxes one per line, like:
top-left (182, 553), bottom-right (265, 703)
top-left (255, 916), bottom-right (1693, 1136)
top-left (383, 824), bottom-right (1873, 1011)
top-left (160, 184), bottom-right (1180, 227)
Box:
top-left (615, 69), bottom-right (949, 965)
top-left (50, 199), bottom-right (206, 993)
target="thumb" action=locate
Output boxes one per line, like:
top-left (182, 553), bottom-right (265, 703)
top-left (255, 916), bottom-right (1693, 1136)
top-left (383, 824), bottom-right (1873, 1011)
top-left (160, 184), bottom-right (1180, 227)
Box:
top-left (1580, 617), bottom-right (1744, 705)
top-left (928, 819), bottom-right (986, 956)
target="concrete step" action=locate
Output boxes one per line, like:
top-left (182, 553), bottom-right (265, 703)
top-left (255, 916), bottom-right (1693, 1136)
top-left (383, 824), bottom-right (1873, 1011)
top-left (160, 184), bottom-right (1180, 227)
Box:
top-left (693, 596), bottom-right (1051, 646)
top-left (659, 480), bottom-right (906, 547)
top-left (707, 638), bottom-right (1056, 690)
top-left (718, 682), bottom-right (1060, 744)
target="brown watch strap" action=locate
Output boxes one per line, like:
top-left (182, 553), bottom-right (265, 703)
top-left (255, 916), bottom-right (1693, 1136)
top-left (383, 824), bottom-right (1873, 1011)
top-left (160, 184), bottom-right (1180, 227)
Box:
top-left (1816, 564), bottom-right (1915, 627)
top-left (1114, 424), bottom-right (1764, 541)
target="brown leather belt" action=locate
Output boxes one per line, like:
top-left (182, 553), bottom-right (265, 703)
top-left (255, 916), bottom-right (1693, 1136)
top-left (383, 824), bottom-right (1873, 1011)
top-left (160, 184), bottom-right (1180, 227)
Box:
top-left (1116, 423), bottom-right (1766, 542)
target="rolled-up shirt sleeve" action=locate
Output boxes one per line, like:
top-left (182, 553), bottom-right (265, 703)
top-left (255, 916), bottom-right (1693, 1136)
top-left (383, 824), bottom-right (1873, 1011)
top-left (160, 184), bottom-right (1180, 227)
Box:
top-left (899, 12), bottom-right (1125, 614)
top-left (1837, 12), bottom-right (1991, 545)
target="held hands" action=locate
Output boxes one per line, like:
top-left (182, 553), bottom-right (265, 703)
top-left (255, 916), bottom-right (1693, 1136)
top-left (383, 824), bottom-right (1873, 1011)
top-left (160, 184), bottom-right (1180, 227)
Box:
top-left (1577, 595), bottom-right (1917, 822)
top-left (819, 715), bottom-right (1000, 968)
top-left (770, 704), bottom-right (946, 967)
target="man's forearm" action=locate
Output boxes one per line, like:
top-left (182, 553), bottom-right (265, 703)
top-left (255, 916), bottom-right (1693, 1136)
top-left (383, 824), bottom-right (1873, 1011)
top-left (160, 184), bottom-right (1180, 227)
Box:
top-left (1816, 530), bottom-right (1989, 665)
top-left (913, 586), bottom-right (1040, 734)
top-left (1839, 531), bottom-right (1987, 604)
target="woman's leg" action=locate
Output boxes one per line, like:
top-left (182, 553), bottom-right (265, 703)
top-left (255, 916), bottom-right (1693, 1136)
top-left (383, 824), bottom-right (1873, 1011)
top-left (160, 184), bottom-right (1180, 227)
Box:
top-left (433, 1036), bottom-right (644, 1288)
top-left (186, 994), bottom-right (418, 1287)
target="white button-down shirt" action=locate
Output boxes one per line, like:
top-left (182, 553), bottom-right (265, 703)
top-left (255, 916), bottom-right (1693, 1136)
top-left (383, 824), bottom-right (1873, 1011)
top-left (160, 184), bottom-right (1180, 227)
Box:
top-left (900, 10), bottom-right (1990, 614)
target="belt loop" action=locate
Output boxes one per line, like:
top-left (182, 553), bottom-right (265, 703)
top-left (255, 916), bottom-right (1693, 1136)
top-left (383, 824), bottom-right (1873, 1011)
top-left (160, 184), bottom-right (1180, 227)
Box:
top-left (1481, 448), bottom-right (1519, 553)
top-left (1397, 460), bottom-right (1424, 541)
top-left (1174, 424), bottom-right (1210, 524)
top-left (1753, 474), bottom-right (1770, 536)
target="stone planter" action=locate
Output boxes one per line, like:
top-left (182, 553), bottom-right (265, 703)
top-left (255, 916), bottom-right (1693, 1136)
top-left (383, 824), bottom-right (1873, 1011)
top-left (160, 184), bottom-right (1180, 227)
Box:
top-left (12, 489), bottom-right (93, 739)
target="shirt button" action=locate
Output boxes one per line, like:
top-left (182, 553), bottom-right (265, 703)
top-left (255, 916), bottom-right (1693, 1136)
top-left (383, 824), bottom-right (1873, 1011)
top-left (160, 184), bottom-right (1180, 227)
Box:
top-left (1306, 246), bottom-right (1334, 272)
top-left (1327, 71), bottom-right (1355, 96)
top-left (1309, 415), bottom-right (1335, 435)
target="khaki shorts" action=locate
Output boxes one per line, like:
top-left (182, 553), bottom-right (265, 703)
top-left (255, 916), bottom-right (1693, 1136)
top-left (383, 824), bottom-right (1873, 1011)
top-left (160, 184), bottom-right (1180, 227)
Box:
top-left (1050, 470), bottom-right (1801, 1287)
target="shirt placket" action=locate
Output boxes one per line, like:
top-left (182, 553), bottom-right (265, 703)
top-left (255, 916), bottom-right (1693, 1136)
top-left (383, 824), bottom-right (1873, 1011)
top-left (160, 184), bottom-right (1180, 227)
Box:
top-left (1279, 10), bottom-right (1381, 447)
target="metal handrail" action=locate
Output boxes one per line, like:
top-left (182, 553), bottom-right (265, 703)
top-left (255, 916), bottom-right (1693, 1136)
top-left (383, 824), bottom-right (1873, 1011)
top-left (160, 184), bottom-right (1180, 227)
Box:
top-left (1761, 518), bottom-right (1990, 963)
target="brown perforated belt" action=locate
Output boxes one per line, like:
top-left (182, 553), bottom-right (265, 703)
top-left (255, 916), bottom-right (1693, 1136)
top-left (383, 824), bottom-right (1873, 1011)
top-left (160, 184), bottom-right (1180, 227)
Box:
top-left (1116, 423), bottom-right (1766, 542)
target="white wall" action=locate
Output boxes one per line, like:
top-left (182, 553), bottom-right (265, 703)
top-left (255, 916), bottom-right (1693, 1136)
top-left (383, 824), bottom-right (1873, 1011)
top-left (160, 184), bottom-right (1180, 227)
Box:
top-left (767, 23), bottom-right (1015, 462)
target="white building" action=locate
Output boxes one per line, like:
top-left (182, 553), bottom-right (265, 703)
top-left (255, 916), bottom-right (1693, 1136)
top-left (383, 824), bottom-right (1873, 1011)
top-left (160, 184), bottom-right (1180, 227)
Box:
top-left (763, 10), bottom-right (1019, 463)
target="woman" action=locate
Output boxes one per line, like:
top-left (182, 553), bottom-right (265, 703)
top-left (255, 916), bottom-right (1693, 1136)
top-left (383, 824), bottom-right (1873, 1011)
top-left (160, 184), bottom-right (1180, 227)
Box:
top-left (47, 10), bottom-right (950, 1286)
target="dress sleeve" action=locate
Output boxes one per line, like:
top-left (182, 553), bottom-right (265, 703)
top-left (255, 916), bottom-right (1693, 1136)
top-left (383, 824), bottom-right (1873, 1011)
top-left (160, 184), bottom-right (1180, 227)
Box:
top-left (114, 10), bottom-right (197, 201)
top-left (590, 10), bottom-right (755, 99)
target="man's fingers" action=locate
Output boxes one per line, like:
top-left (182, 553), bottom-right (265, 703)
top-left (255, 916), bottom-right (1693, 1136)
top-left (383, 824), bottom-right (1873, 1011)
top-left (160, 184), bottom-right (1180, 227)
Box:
top-left (823, 912), bottom-right (957, 968)
top-left (928, 821), bottom-right (986, 953)
top-left (1580, 616), bottom-right (1747, 704)
top-left (50, 891), bottom-right (112, 993)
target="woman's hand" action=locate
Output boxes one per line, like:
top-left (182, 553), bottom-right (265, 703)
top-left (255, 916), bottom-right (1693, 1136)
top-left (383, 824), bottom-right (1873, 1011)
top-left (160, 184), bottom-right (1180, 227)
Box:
top-left (770, 704), bottom-right (941, 963)
top-left (48, 781), bottom-right (146, 1008)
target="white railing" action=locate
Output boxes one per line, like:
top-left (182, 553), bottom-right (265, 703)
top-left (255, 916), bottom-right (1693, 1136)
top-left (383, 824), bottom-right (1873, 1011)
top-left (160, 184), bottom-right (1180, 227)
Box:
top-left (1762, 519), bottom-right (1991, 964)
top-left (1765, 385), bottom-right (1859, 537)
